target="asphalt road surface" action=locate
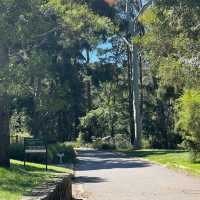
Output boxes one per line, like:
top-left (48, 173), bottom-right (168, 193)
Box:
top-left (73, 149), bottom-right (200, 200)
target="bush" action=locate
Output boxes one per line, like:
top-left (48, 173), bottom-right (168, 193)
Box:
top-left (76, 132), bottom-right (87, 145)
top-left (114, 134), bottom-right (132, 149)
top-left (80, 107), bottom-right (111, 139)
top-left (92, 134), bottom-right (134, 150)
top-left (177, 90), bottom-right (200, 161)
top-left (92, 138), bottom-right (115, 150)
top-left (92, 138), bottom-right (103, 149)
top-left (9, 143), bottom-right (46, 163)
top-left (48, 143), bottom-right (77, 163)
top-left (141, 137), bottom-right (151, 149)
top-left (9, 142), bottom-right (77, 164)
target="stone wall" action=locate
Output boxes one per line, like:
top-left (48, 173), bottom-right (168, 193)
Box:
top-left (23, 175), bottom-right (72, 200)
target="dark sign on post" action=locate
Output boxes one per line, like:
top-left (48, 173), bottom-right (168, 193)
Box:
top-left (24, 138), bottom-right (48, 171)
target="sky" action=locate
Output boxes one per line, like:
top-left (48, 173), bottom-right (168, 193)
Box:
top-left (85, 0), bottom-right (150, 63)
top-left (82, 42), bottom-right (112, 63)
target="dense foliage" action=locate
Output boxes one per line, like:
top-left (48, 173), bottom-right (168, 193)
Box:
top-left (177, 90), bottom-right (200, 160)
top-left (138, 0), bottom-right (200, 153)
top-left (9, 142), bottom-right (76, 163)
top-left (0, 0), bottom-right (200, 166)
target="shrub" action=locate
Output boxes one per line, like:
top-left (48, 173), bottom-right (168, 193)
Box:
top-left (177, 89), bottom-right (200, 161)
top-left (114, 134), bottom-right (132, 149)
top-left (76, 132), bottom-right (87, 145)
top-left (92, 138), bottom-right (115, 150)
top-left (80, 107), bottom-right (110, 139)
top-left (58, 143), bottom-right (77, 163)
top-left (48, 143), bottom-right (59, 162)
top-left (141, 137), bottom-right (151, 149)
top-left (9, 143), bottom-right (46, 163)
top-left (9, 142), bottom-right (77, 164)
top-left (48, 143), bottom-right (77, 163)
top-left (92, 138), bottom-right (103, 149)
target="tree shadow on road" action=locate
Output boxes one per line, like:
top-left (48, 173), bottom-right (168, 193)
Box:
top-left (76, 150), bottom-right (151, 171)
top-left (74, 176), bottom-right (107, 183)
top-left (124, 149), bottom-right (186, 158)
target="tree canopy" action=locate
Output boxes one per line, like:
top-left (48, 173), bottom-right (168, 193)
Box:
top-left (0, 0), bottom-right (200, 167)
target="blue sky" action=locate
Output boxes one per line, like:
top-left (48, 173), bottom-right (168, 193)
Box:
top-left (85, 0), bottom-right (150, 63)
top-left (82, 42), bottom-right (112, 63)
top-left (91, 42), bottom-right (112, 62)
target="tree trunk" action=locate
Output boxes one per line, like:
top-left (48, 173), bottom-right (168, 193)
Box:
top-left (0, 43), bottom-right (10, 167)
top-left (86, 80), bottom-right (92, 111)
top-left (31, 78), bottom-right (42, 137)
top-left (127, 48), bottom-right (135, 144)
top-left (131, 45), bottom-right (142, 148)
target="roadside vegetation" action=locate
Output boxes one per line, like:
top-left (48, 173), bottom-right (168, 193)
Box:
top-left (75, 134), bottom-right (200, 176)
top-left (0, 1), bottom-right (200, 198)
top-left (122, 150), bottom-right (200, 176)
top-left (0, 160), bottom-right (71, 200)
top-left (9, 142), bottom-right (77, 164)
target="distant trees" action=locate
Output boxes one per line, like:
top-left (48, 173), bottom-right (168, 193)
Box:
top-left (139, 0), bottom-right (200, 149)
top-left (1, 0), bottom-right (200, 167)
top-left (0, 0), bottom-right (115, 167)
top-left (177, 90), bottom-right (200, 161)
top-left (83, 0), bottom-right (199, 151)
top-left (78, 0), bottom-right (200, 154)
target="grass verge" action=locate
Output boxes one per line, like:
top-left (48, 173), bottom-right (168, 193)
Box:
top-left (0, 160), bottom-right (72, 200)
top-left (122, 149), bottom-right (200, 176)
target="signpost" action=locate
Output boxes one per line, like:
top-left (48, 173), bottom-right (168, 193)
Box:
top-left (24, 138), bottom-right (48, 171)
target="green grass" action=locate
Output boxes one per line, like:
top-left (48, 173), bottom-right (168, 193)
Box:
top-left (123, 149), bottom-right (200, 176)
top-left (0, 160), bottom-right (72, 200)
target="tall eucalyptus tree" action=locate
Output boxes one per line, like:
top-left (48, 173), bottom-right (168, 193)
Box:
top-left (116, 0), bottom-right (152, 147)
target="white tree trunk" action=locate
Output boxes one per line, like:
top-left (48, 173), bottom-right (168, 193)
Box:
top-left (131, 45), bottom-right (141, 148)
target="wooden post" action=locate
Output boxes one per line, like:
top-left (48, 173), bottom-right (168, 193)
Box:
top-left (45, 143), bottom-right (48, 171)
top-left (24, 140), bottom-right (26, 167)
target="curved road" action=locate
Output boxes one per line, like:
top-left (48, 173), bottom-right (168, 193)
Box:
top-left (73, 149), bottom-right (200, 200)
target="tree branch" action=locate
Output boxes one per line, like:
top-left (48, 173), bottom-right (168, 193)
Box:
top-left (132, 0), bottom-right (153, 24)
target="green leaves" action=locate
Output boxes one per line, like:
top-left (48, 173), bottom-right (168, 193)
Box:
top-left (177, 90), bottom-right (200, 159)
top-left (139, 7), bottom-right (158, 27)
top-left (0, 0), bottom-right (118, 141)
top-left (46, 0), bottom-right (116, 48)
top-left (140, 1), bottom-right (200, 89)
top-left (137, 1), bottom-right (200, 149)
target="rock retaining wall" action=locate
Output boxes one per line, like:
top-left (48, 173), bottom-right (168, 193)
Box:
top-left (23, 175), bottom-right (72, 200)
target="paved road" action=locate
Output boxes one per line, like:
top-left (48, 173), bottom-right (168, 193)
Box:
top-left (73, 149), bottom-right (200, 200)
